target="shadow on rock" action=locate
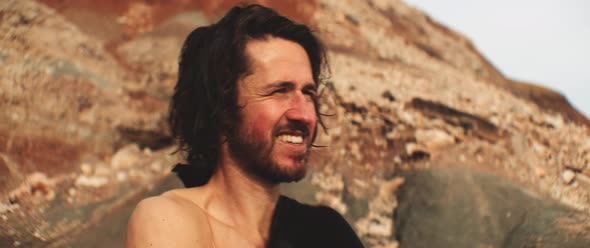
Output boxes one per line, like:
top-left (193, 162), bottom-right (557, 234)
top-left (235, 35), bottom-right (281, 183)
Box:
top-left (394, 168), bottom-right (590, 248)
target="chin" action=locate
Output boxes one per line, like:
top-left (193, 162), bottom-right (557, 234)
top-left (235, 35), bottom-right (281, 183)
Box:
top-left (265, 157), bottom-right (307, 183)
top-left (277, 169), bottom-right (307, 183)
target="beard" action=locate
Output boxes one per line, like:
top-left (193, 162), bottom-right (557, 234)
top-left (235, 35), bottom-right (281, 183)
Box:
top-left (226, 120), bottom-right (310, 184)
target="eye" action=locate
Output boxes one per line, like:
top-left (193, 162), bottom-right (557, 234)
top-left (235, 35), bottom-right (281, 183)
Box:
top-left (272, 87), bottom-right (288, 94)
top-left (303, 89), bottom-right (317, 100)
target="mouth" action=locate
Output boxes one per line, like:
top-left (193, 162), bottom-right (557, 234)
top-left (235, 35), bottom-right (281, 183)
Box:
top-left (274, 121), bottom-right (311, 149)
top-left (274, 128), bottom-right (312, 163)
top-left (277, 134), bottom-right (304, 144)
top-left (276, 132), bottom-right (309, 163)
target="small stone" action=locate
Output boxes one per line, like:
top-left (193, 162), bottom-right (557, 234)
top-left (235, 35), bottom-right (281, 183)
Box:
top-left (415, 129), bottom-right (455, 150)
top-left (562, 170), bottom-right (576, 184)
top-left (143, 147), bottom-right (152, 155)
top-left (543, 114), bottom-right (563, 129)
top-left (352, 178), bottom-right (369, 189)
top-left (311, 173), bottom-right (344, 192)
top-left (534, 167), bottom-right (546, 178)
top-left (33, 231), bottom-right (45, 240)
top-left (75, 175), bottom-right (108, 188)
top-left (532, 142), bottom-right (547, 155)
top-left (14, 241), bottom-right (21, 247)
top-left (111, 144), bottom-right (142, 169)
top-left (10, 112), bottom-right (19, 121)
top-left (0, 203), bottom-right (18, 214)
top-left (22, 9), bottom-right (39, 22)
top-left (94, 164), bottom-right (111, 176)
top-left (565, 163), bottom-right (585, 172)
top-left (374, 138), bottom-right (386, 147)
top-left (28, 172), bottom-right (53, 194)
top-left (45, 191), bottom-right (55, 201)
top-left (385, 130), bottom-right (396, 140)
top-left (405, 142), bottom-right (428, 156)
top-left (399, 111), bottom-right (415, 125)
top-left (319, 104), bottom-right (329, 114)
top-left (68, 188), bottom-right (77, 196)
top-left (351, 113), bottom-right (363, 125)
top-left (150, 162), bottom-right (162, 172)
top-left (80, 163), bottom-right (93, 175)
top-left (380, 242), bottom-right (400, 248)
top-left (349, 143), bottom-right (362, 160)
top-left (331, 127), bottom-right (342, 137)
top-left (367, 217), bottom-right (393, 237)
top-left (476, 155), bottom-right (484, 163)
top-left (117, 171), bottom-right (128, 182)
top-left (1, 215), bottom-right (7, 221)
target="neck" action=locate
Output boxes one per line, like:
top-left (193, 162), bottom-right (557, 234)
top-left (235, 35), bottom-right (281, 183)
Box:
top-left (200, 144), bottom-right (280, 241)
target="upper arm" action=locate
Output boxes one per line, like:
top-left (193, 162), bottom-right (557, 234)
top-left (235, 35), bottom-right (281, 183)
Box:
top-left (125, 196), bottom-right (211, 248)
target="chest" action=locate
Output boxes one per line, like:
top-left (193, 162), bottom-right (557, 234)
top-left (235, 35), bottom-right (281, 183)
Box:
top-left (208, 218), bottom-right (267, 248)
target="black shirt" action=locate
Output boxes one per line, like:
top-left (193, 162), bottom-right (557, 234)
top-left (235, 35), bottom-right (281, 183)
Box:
top-left (267, 195), bottom-right (365, 248)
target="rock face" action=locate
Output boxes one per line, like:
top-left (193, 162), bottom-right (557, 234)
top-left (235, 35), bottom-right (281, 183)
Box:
top-left (395, 168), bottom-right (590, 248)
top-left (1, 0), bottom-right (590, 247)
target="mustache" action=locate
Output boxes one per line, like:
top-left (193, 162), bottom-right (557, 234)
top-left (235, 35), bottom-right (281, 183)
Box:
top-left (273, 120), bottom-right (310, 137)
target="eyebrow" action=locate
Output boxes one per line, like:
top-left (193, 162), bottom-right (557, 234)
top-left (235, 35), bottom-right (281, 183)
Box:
top-left (268, 81), bottom-right (317, 91)
top-left (269, 81), bottom-right (295, 89)
top-left (303, 83), bottom-right (317, 93)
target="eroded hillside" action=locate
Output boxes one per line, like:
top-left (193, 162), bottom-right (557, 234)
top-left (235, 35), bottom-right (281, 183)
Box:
top-left (1, 0), bottom-right (589, 247)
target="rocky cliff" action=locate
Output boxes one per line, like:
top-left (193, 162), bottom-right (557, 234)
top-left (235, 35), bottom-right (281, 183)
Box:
top-left (1, 0), bottom-right (589, 247)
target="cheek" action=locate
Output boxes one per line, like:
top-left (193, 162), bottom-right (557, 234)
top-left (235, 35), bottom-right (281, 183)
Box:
top-left (304, 102), bottom-right (318, 129)
top-left (246, 120), bottom-right (271, 139)
top-left (241, 104), bottom-right (282, 138)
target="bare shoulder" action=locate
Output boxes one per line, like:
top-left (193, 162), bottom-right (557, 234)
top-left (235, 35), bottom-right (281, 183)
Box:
top-left (125, 189), bottom-right (212, 248)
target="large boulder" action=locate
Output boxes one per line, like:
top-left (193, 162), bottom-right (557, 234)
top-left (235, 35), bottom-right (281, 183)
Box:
top-left (395, 168), bottom-right (590, 248)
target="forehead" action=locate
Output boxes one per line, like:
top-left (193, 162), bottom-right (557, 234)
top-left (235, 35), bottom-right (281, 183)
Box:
top-left (243, 37), bottom-right (314, 86)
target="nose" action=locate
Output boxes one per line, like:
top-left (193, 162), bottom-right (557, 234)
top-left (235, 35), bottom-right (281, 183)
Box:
top-left (285, 92), bottom-right (317, 128)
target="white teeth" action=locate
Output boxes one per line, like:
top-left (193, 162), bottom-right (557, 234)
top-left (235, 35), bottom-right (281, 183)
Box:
top-left (278, 135), bottom-right (303, 144)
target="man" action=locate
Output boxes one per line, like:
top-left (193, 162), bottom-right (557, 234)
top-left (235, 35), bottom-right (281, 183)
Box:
top-left (125, 4), bottom-right (364, 248)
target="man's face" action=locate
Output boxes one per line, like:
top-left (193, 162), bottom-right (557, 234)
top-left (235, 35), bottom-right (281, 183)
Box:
top-left (227, 37), bottom-right (318, 184)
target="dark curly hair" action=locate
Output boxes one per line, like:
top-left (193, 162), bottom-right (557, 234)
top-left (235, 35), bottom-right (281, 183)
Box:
top-left (169, 4), bottom-right (328, 181)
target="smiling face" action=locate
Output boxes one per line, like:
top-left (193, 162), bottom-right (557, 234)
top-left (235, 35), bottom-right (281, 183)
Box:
top-left (226, 37), bottom-right (318, 184)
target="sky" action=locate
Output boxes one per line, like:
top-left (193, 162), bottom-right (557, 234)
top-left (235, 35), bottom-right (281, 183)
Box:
top-left (404, 0), bottom-right (590, 118)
